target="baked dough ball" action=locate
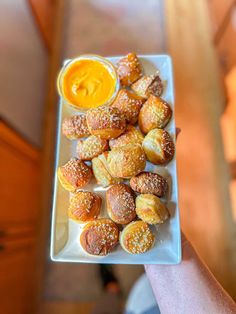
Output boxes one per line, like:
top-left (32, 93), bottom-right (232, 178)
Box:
top-left (131, 74), bottom-right (163, 99)
top-left (109, 125), bottom-right (144, 149)
top-left (107, 144), bottom-right (146, 179)
top-left (77, 135), bottom-right (108, 161)
top-left (138, 95), bottom-right (172, 134)
top-left (106, 184), bottom-right (136, 224)
top-left (86, 106), bottom-right (126, 139)
top-left (111, 89), bottom-right (145, 124)
top-left (62, 114), bottom-right (90, 139)
top-left (92, 152), bottom-right (123, 187)
top-left (57, 158), bottom-right (92, 192)
top-left (130, 171), bottom-right (168, 197)
top-left (68, 191), bottom-right (101, 223)
top-left (80, 219), bottom-right (119, 256)
top-left (143, 129), bottom-right (175, 165)
top-left (120, 221), bottom-right (154, 254)
top-left (117, 53), bottom-right (143, 86)
top-left (135, 194), bottom-right (169, 224)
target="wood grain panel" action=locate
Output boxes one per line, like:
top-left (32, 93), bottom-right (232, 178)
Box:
top-left (0, 242), bottom-right (36, 314)
top-left (0, 121), bottom-right (40, 225)
top-left (0, 121), bottom-right (40, 313)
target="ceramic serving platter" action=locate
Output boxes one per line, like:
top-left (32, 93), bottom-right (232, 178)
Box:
top-left (50, 55), bottom-right (181, 264)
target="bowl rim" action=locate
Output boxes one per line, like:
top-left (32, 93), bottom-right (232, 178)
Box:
top-left (57, 54), bottom-right (120, 111)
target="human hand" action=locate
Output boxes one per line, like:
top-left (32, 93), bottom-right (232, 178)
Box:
top-left (144, 128), bottom-right (236, 313)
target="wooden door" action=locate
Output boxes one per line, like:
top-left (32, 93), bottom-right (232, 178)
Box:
top-left (0, 120), bottom-right (40, 314)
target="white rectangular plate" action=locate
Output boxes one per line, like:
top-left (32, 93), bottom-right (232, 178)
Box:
top-left (50, 55), bottom-right (181, 264)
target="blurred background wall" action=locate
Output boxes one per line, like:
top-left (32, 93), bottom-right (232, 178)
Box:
top-left (0, 0), bottom-right (48, 146)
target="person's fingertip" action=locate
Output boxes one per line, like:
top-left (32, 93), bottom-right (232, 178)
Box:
top-left (176, 127), bottom-right (181, 140)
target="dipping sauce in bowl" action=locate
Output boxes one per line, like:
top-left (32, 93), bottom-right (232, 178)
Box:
top-left (57, 55), bottom-right (119, 110)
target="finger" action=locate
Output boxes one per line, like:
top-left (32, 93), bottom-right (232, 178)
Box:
top-left (176, 128), bottom-right (181, 140)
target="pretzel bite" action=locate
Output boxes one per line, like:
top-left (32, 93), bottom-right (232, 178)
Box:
top-left (135, 194), bottom-right (169, 224)
top-left (80, 219), bottom-right (119, 256)
top-left (143, 129), bottom-right (175, 165)
top-left (131, 74), bottom-right (163, 98)
top-left (92, 152), bottom-right (123, 187)
top-left (106, 184), bottom-right (136, 224)
top-left (57, 158), bottom-right (92, 192)
top-left (120, 221), bottom-right (155, 254)
top-left (111, 89), bottom-right (145, 124)
top-left (62, 114), bottom-right (90, 139)
top-left (109, 125), bottom-right (144, 149)
top-left (138, 95), bottom-right (172, 134)
top-left (86, 106), bottom-right (126, 139)
top-left (117, 53), bottom-right (143, 86)
top-left (68, 191), bottom-right (101, 223)
top-left (77, 135), bottom-right (108, 161)
top-left (107, 144), bottom-right (146, 179)
top-left (130, 171), bottom-right (168, 197)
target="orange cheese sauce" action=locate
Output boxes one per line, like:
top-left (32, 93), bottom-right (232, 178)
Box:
top-left (61, 59), bottom-right (116, 109)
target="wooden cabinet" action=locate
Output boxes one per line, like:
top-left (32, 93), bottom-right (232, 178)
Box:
top-left (0, 121), bottom-right (40, 314)
top-left (0, 239), bottom-right (36, 314)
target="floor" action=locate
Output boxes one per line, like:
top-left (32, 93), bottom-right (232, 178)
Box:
top-left (44, 263), bottom-right (143, 302)
top-left (64, 0), bottom-right (166, 58)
